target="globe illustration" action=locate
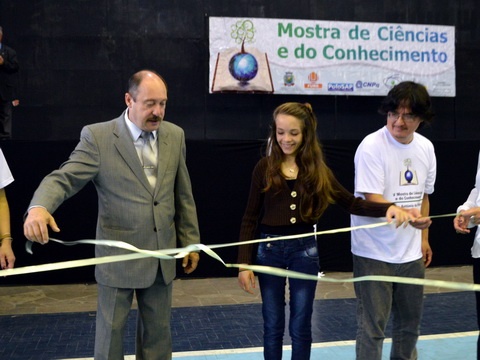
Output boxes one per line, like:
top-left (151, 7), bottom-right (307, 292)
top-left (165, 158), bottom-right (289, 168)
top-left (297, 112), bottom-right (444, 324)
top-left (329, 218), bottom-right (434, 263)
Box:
top-left (405, 169), bottom-right (413, 183)
top-left (228, 52), bottom-right (258, 83)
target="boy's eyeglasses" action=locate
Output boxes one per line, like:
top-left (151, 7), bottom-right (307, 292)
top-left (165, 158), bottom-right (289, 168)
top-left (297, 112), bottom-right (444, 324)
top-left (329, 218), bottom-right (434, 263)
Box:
top-left (388, 111), bottom-right (418, 123)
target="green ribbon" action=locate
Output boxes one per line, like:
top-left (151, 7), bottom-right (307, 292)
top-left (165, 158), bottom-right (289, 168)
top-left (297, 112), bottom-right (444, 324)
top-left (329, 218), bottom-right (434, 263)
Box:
top-left (4, 212), bottom-right (476, 292)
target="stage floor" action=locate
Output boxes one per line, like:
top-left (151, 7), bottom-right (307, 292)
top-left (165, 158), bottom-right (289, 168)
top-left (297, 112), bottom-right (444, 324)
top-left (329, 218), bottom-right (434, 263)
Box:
top-left (0, 266), bottom-right (477, 359)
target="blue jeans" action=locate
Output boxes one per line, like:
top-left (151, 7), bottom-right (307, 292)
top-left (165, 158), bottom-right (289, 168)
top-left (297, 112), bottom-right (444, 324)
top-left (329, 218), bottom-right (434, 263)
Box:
top-left (256, 234), bottom-right (319, 360)
top-left (353, 255), bottom-right (425, 360)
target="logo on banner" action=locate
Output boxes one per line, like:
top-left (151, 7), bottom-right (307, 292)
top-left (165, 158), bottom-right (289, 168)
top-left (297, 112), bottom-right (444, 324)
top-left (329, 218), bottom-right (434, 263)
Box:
top-left (355, 81), bottom-right (380, 89)
top-left (283, 72), bottom-right (295, 87)
top-left (384, 74), bottom-right (402, 89)
top-left (304, 72), bottom-right (322, 89)
top-left (210, 19), bottom-right (274, 93)
top-left (328, 83), bottom-right (354, 92)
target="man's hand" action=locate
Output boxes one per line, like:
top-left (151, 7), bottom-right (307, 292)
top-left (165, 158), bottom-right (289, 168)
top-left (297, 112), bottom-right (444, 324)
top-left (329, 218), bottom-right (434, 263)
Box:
top-left (182, 252), bottom-right (200, 274)
top-left (422, 240), bottom-right (433, 267)
top-left (23, 207), bottom-right (60, 244)
top-left (402, 208), bottom-right (432, 229)
top-left (409, 216), bottom-right (432, 230)
top-left (386, 205), bottom-right (417, 228)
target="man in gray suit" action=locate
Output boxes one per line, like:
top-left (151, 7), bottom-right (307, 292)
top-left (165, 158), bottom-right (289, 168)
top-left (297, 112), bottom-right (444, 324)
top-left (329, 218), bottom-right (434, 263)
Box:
top-left (24, 70), bottom-right (200, 360)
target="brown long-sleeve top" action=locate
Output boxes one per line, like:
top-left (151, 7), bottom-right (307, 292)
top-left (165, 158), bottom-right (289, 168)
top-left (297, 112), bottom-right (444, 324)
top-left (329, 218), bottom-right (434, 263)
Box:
top-left (237, 157), bottom-right (393, 265)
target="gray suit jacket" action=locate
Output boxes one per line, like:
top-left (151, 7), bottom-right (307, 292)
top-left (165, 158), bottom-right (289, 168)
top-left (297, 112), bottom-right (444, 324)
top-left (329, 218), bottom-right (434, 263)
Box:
top-left (29, 113), bottom-right (200, 288)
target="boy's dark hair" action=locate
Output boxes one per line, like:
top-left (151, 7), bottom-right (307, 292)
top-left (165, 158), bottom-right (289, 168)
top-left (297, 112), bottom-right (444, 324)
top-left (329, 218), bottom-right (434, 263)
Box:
top-left (379, 81), bottom-right (434, 127)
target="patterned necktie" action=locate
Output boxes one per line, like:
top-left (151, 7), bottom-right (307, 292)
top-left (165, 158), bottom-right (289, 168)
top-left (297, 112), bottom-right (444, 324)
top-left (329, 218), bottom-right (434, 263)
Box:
top-left (140, 131), bottom-right (157, 188)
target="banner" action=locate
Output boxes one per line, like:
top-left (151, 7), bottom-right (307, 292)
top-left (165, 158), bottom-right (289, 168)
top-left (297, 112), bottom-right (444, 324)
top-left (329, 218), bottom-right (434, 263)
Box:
top-left (209, 17), bottom-right (455, 97)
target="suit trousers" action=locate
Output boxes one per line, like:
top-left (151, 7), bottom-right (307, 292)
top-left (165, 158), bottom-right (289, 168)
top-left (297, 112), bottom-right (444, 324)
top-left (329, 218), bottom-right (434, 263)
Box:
top-left (95, 265), bottom-right (173, 360)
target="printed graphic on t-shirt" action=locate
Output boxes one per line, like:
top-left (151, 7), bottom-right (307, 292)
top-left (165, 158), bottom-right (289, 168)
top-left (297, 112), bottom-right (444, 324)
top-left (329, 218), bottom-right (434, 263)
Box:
top-left (391, 158), bottom-right (424, 208)
top-left (399, 158), bottom-right (418, 186)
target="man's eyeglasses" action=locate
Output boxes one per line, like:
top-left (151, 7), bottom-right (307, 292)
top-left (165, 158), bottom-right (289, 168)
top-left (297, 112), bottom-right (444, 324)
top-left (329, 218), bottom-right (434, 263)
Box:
top-left (388, 111), bottom-right (418, 123)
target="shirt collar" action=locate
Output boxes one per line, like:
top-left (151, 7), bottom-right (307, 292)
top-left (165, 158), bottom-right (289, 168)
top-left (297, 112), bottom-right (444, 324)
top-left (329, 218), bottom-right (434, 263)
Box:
top-left (124, 109), bottom-right (157, 141)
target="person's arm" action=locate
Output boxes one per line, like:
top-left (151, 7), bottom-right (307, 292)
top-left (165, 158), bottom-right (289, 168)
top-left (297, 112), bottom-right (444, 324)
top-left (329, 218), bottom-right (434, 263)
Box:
top-left (237, 159), bottom-right (265, 265)
top-left (455, 152), bottom-right (480, 233)
top-left (174, 129), bottom-right (200, 243)
top-left (24, 125), bottom-right (100, 244)
top-left (454, 156), bottom-right (478, 236)
top-left (334, 179), bottom-right (421, 227)
top-left (362, 192), bottom-right (431, 229)
top-left (455, 206), bottom-right (480, 233)
top-left (0, 188), bottom-right (15, 269)
top-left (363, 192), bottom-right (432, 266)
top-left (420, 194), bottom-right (433, 267)
top-left (237, 159), bottom-right (266, 294)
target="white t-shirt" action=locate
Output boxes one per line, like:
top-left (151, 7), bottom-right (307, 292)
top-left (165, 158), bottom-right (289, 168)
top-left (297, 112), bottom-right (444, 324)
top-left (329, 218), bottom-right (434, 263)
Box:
top-left (351, 126), bottom-right (436, 263)
top-left (0, 148), bottom-right (14, 189)
top-left (457, 150), bottom-right (480, 258)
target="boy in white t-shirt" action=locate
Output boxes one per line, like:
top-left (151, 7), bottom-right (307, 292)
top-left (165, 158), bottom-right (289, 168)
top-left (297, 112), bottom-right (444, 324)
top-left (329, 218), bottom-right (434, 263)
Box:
top-left (351, 81), bottom-right (435, 360)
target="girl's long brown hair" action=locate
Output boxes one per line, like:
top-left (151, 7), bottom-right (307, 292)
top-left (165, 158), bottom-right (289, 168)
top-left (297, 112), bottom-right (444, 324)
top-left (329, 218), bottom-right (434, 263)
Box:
top-left (265, 102), bottom-right (337, 222)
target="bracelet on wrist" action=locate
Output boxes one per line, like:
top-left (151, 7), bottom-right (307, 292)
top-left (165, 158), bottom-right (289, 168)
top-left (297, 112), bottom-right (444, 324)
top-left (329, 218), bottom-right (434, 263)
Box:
top-left (0, 237), bottom-right (12, 245)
